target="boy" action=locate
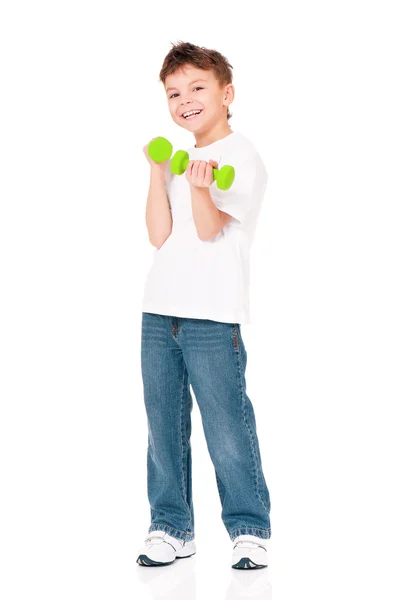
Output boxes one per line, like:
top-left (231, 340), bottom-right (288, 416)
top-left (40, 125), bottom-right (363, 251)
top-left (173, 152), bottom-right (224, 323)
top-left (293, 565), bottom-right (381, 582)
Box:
top-left (136, 42), bottom-right (271, 570)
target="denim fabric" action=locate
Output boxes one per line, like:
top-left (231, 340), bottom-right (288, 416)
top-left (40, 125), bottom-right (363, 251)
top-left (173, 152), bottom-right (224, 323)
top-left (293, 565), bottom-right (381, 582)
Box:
top-left (141, 312), bottom-right (271, 542)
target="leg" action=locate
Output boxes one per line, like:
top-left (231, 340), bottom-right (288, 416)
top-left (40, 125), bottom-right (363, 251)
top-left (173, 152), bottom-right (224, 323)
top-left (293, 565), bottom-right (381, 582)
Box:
top-left (141, 312), bottom-right (194, 542)
top-left (178, 318), bottom-right (271, 541)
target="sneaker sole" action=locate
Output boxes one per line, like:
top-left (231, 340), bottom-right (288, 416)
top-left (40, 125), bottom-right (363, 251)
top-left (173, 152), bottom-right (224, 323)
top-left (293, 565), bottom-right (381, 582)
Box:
top-left (136, 554), bottom-right (174, 566)
top-left (232, 557), bottom-right (268, 569)
top-left (136, 551), bottom-right (196, 567)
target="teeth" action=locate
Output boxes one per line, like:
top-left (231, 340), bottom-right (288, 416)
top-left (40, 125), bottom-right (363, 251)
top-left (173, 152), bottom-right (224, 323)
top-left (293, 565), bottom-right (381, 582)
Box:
top-left (183, 110), bottom-right (201, 118)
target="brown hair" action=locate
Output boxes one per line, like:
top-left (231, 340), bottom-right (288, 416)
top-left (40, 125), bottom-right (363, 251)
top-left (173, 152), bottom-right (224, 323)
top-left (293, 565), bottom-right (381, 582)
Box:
top-left (159, 41), bottom-right (234, 121)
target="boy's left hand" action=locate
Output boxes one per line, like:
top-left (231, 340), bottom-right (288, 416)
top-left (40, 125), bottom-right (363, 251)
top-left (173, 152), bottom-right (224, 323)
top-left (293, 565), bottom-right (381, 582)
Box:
top-left (186, 159), bottom-right (218, 189)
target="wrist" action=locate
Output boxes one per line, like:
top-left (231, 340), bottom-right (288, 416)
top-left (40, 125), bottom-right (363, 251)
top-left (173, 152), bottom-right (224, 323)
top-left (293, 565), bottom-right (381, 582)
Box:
top-left (150, 165), bottom-right (167, 180)
top-left (190, 184), bottom-right (210, 195)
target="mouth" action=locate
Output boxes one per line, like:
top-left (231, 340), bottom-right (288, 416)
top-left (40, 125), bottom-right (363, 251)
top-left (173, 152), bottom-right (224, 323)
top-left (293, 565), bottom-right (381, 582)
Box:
top-left (181, 109), bottom-right (203, 120)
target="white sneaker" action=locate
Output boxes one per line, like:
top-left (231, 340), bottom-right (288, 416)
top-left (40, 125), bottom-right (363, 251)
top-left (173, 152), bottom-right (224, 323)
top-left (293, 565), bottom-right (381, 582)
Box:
top-left (231, 534), bottom-right (269, 569)
top-left (136, 530), bottom-right (196, 566)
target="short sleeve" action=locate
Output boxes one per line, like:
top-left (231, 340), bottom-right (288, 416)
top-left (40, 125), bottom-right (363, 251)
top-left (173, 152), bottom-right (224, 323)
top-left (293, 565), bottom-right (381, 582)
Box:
top-left (210, 155), bottom-right (267, 226)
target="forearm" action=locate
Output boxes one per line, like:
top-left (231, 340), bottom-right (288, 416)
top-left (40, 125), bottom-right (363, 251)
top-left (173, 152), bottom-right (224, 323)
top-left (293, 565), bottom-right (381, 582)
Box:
top-left (190, 185), bottom-right (221, 241)
top-left (145, 167), bottom-right (172, 247)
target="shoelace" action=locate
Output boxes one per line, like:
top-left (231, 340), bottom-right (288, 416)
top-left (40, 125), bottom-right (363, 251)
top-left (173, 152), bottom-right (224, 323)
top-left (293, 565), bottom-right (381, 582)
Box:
top-left (234, 540), bottom-right (267, 551)
top-left (145, 535), bottom-right (165, 544)
top-left (144, 534), bottom-right (180, 551)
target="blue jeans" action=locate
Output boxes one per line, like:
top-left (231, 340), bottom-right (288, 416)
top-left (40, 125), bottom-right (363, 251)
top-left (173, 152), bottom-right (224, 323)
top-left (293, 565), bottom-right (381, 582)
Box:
top-left (141, 312), bottom-right (271, 542)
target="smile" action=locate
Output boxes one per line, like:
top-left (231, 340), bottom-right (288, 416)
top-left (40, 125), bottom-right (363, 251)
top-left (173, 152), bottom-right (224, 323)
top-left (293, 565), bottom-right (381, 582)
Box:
top-left (182, 109), bottom-right (203, 119)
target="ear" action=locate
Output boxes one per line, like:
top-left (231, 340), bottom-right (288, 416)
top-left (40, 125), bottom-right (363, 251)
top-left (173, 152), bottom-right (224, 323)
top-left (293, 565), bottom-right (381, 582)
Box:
top-left (224, 83), bottom-right (234, 104)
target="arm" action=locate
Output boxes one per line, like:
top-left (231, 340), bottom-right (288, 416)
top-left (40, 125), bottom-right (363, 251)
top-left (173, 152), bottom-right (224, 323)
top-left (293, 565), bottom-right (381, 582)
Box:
top-left (187, 159), bottom-right (232, 241)
top-left (190, 186), bottom-right (232, 241)
top-left (145, 166), bottom-right (172, 248)
top-left (190, 155), bottom-right (266, 232)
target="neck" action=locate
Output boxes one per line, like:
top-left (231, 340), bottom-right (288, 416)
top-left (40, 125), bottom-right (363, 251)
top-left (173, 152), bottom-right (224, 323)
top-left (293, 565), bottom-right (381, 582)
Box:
top-left (194, 122), bottom-right (233, 148)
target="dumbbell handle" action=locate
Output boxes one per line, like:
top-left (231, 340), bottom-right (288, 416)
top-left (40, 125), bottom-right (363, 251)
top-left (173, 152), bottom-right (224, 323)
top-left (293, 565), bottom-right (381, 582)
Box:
top-left (147, 137), bottom-right (235, 190)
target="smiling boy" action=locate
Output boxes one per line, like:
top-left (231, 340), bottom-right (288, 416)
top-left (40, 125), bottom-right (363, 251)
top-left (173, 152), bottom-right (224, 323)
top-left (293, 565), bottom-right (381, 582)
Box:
top-left (137, 41), bottom-right (271, 570)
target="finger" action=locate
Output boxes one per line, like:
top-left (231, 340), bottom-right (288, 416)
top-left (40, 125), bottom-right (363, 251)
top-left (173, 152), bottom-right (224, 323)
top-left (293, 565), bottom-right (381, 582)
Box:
top-left (205, 163), bottom-right (214, 185)
top-left (198, 161), bottom-right (207, 179)
top-left (193, 160), bottom-right (201, 178)
top-left (188, 160), bottom-right (198, 184)
top-left (185, 161), bottom-right (192, 182)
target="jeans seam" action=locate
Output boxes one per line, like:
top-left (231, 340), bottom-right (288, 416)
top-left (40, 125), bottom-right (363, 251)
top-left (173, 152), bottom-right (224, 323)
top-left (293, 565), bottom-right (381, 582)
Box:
top-left (229, 526), bottom-right (271, 540)
top-left (150, 522), bottom-right (194, 536)
top-left (178, 364), bottom-right (192, 531)
top-left (234, 329), bottom-right (270, 519)
top-left (215, 470), bottom-right (225, 504)
top-left (232, 323), bottom-right (239, 349)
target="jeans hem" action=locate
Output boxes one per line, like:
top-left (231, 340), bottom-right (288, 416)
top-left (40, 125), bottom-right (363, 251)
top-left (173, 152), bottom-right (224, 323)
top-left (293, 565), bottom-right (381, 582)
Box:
top-left (229, 527), bottom-right (271, 541)
top-left (149, 522), bottom-right (195, 542)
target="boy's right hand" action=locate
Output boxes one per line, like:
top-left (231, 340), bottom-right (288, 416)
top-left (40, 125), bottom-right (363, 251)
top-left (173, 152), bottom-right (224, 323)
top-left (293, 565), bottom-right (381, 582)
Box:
top-left (143, 138), bottom-right (167, 172)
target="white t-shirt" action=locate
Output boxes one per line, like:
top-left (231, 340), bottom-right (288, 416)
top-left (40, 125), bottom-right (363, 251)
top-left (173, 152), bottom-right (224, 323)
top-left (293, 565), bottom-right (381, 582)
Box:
top-left (141, 131), bottom-right (268, 325)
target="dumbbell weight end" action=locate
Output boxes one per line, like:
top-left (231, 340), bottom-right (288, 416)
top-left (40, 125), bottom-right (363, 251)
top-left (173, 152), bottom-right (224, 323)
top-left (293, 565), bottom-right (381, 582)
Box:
top-left (213, 165), bottom-right (235, 191)
top-left (148, 137), bottom-right (173, 163)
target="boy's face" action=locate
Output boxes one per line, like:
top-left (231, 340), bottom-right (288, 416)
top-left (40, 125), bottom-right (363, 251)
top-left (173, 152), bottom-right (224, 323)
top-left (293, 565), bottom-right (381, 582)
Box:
top-left (164, 65), bottom-right (234, 132)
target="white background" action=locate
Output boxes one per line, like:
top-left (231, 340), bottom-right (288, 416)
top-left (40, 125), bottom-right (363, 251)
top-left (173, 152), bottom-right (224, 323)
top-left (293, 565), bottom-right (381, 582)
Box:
top-left (1, 1), bottom-right (397, 599)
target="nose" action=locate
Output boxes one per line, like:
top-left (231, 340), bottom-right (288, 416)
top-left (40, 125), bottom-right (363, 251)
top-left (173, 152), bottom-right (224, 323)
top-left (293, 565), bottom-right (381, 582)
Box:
top-left (180, 90), bottom-right (194, 104)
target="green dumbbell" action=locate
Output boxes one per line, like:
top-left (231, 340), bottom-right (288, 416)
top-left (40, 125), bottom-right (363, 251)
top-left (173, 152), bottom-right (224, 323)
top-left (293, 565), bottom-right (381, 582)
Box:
top-left (147, 136), bottom-right (173, 163)
top-left (148, 136), bottom-right (235, 191)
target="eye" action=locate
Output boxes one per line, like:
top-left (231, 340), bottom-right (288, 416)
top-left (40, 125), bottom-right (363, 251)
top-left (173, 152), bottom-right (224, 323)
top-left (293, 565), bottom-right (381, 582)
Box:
top-left (169, 87), bottom-right (203, 99)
